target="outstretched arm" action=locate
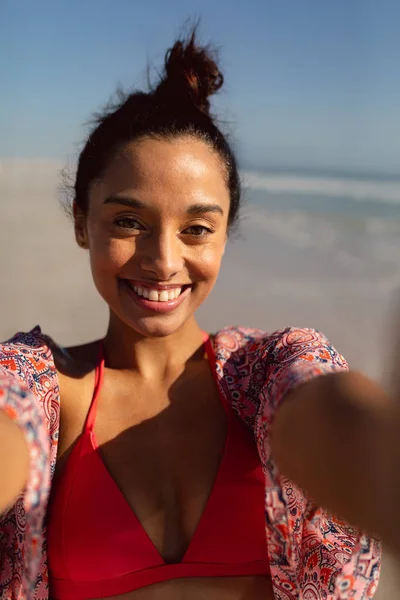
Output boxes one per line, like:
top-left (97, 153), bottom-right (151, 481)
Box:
top-left (271, 370), bottom-right (399, 550)
top-left (0, 367), bottom-right (50, 515)
top-left (0, 408), bottom-right (29, 511)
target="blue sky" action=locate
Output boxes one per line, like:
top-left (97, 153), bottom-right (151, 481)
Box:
top-left (1, 0), bottom-right (400, 173)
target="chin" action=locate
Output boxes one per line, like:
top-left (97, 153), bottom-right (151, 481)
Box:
top-left (128, 315), bottom-right (192, 338)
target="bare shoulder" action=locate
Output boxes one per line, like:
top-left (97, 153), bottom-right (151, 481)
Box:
top-left (55, 338), bottom-right (101, 424)
top-left (53, 339), bottom-right (101, 379)
top-left (55, 339), bottom-right (103, 465)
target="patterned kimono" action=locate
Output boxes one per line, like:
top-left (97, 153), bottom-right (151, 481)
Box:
top-left (0, 326), bottom-right (381, 599)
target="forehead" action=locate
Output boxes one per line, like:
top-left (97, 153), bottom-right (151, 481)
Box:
top-left (90, 136), bottom-right (230, 213)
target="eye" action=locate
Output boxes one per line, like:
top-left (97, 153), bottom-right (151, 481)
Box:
top-left (183, 225), bottom-right (213, 237)
top-left (114, 216), bottom-right (144, 231)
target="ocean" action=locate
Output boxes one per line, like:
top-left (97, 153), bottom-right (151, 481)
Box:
top-left (198, 169), bottom-right (400, 383)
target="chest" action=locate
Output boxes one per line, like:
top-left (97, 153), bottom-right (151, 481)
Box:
top-left (56, 364), bottom-right (230, 562)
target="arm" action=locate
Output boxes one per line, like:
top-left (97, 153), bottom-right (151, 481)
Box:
top-left (271, 370), bottom-right (400, 549)
top-left (0, 365), bottom-right (50, 516)
top-left (0, 408), bottom-right (30, 511)
top-left (0, 335), bottom-right (54, 599)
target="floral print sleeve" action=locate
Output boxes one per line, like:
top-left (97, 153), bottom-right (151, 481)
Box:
top-left (255, 327), bottom-right (349, 482)
top-left (0, 369), bottom-right (50, 598)
top-left (212, 326), bottom-right (381, 600)
top-left (0, 328), bottom-right (59, 600)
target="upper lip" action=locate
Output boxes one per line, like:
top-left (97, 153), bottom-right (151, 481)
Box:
top-left (124, 279), bottom-right (192, 290)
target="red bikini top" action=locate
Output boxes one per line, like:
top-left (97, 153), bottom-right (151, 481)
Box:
top-left (47, 334), bottom-right (269, 599)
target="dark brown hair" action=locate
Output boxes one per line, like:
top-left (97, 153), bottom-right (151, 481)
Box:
top-left (73, 31), bottom-right (241, 228)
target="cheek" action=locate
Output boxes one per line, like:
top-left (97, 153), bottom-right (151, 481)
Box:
top-left (191, 244), bottom-right (224, 284)
top-left (89, 237), bottom-right (135, 277)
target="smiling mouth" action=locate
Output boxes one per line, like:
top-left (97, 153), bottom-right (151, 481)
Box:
top-left (123, 280), bottom-right (192, 303)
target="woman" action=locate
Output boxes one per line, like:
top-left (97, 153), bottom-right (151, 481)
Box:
top-left (0, 32), bottom-right (394, 599)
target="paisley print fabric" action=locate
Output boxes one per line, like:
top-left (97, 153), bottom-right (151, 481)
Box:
top-left (0, 326), bottom-right (381, 599)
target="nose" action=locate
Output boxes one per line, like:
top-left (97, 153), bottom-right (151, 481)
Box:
top-left (138, 229), bottom-right (184, 281)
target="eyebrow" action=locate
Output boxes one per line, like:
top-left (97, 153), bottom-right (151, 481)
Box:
top-left (187, 203), bottom-right (224, 216)
top-left (104, 196), bottom-right (224, 216)
top-left (104, 196), bottom-right (146, 210)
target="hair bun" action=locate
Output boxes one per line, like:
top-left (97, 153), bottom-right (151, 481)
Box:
top-left (154, 33), bottom-right (223, 115)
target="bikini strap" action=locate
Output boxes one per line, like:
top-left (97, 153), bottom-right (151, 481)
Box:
top-left (202, 330), bottom-right (213, 360)
top-left (84, 335), bottom-right (216, 432)
top-left (202, 330), bottom-right (230, 413)
top-left (202, 330), bottom-right (214, 360)
top-left (84, 342), bottom-right (105, 433)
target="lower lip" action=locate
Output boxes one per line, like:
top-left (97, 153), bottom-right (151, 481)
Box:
top-left (121, 281), bottom-right (192, 314)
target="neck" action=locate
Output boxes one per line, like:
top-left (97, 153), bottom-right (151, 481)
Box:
top-left (102, 314), bottom-right (205, 380)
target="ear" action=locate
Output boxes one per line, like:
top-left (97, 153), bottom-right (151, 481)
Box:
top-left (73, 201), bottom-right (89, 249)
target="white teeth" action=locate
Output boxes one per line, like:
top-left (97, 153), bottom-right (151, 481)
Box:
top-left (148, 289), bottom-right (158, 301)
top-left (128, 282), bottom-right (184, 302)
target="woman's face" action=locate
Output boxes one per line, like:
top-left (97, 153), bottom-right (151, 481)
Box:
top-left (75, 136), bottom-right (230, 338)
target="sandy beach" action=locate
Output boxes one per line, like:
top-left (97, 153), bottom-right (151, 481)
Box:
top-left (1, 158), bottom-right (399, 597)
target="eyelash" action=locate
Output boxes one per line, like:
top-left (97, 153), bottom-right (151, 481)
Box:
top-left (114, 217), bottom-right (143, 231)
top-left (113, 217), bottom-right (214, 237)
top-left (183, 225), bottom-right (213, 237)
